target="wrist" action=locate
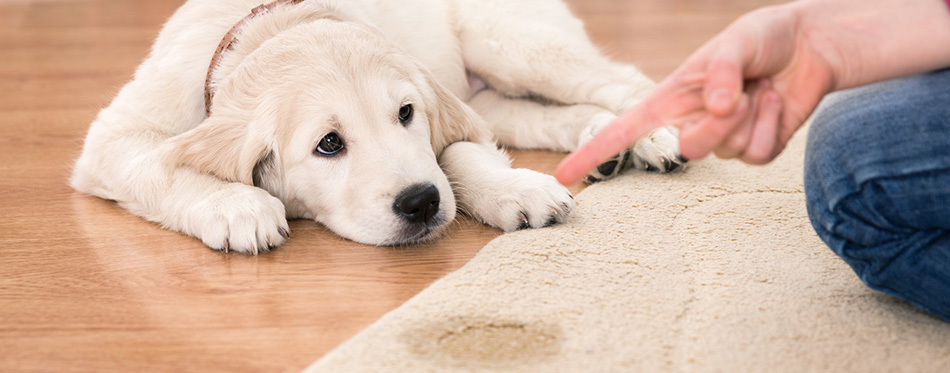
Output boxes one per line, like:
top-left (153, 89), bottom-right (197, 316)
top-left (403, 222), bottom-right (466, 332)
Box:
top-left (794, 0), bottom-right (950, 91)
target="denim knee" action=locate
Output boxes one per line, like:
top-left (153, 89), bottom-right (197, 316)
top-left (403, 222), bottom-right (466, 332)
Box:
top-left (804, 71), bottom-right (950, 320)
top-left (804, 110), bottom-right (908, 284)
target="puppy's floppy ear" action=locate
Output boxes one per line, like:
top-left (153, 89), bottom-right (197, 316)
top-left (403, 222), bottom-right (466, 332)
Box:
top-left (424, 75), bottom-right (494, 154)
top-left (159, 115), bottom-right (273, 185)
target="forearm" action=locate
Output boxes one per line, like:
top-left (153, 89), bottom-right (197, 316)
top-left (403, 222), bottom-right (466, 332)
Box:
top-left (791, 0), bottom-right (950, 91)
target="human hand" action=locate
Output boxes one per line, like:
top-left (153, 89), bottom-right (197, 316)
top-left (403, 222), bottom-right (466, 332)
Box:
top-left (556, 4), bottom-right (832, 185)
top-left (556, 0), bottom-right (950, 186)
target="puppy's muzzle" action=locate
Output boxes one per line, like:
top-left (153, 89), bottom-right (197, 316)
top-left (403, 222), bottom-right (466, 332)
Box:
top-left (393, 183), bottom-right (441, 224)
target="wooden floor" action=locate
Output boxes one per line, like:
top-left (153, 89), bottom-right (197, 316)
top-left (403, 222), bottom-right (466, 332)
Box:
top-left (0, 0), bottom-right (785, 371)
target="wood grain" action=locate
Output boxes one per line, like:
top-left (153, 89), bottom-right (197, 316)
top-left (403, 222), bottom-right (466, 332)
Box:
top-left (0, 0), bottom-right (786, 371)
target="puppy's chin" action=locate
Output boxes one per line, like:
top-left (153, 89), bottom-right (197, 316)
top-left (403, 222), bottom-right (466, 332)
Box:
top-left (323, 210), bottom-right (453, 247)
top-left (390, 214), bottom-right (452, 246)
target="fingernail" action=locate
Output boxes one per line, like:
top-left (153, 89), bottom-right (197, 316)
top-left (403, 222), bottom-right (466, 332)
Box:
top-left (708, 89), bottom-right (739, 113)
top-left (708, 89), bottom-right (730, 104)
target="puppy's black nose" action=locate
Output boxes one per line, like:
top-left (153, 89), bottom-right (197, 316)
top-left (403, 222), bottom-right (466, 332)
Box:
top-left (393, 183), bottom-right (440, 223)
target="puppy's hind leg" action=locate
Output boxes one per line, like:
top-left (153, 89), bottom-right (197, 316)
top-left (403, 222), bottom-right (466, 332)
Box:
top-left (467, 88), bottom-right (612, 153)
top-left (467, 89), bottom-right (629, 183)
top-left (467, 90), bottom-right (683, 183)
top-left (456, 0), bottom-right (652, 113)
top-left (456, 1), bottom-right (685, 181)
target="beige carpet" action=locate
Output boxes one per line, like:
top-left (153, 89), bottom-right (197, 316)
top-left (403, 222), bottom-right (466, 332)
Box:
top-left (305, 129), bottom-right (950, 372)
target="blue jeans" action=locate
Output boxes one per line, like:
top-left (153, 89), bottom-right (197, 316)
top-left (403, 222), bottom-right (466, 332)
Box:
top-left (804, 69), bottom-right (950, 321)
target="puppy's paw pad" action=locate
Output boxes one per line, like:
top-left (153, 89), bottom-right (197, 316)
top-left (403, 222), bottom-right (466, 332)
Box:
top-left (584, 149), bottom-right (631, 184)
top-left (578, 114), bottom-right (634, 184)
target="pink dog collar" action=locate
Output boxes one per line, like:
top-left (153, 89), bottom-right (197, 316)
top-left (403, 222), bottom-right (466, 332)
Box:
top-left (204, 0), bottom-right (306, 116)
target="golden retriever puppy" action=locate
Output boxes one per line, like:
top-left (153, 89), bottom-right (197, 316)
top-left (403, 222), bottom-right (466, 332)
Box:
top-left (71, 0), bottom-right (683, 254)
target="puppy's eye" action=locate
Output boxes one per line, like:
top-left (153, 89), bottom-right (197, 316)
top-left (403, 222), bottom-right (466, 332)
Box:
top-left (315, 132), bottom-right (345, 156)
top-left (398, 104), bottom-right (413, 125)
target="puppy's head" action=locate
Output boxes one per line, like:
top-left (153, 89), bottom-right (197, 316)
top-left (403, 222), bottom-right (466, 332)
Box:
top-left (162, 20), bottom-right (489, 245)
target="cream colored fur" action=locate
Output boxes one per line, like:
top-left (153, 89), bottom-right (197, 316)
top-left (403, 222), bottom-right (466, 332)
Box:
top-left (71, 0), bottom-right (680, 254)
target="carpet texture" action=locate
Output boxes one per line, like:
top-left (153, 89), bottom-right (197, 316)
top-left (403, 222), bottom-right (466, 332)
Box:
top-left (306, 129), bottom-right (950, 372)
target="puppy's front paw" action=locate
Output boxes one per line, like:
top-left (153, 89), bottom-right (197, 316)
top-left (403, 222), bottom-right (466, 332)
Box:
top-left (186, 184), bottom-right (289, 254)
top-left (470, 169), bottom-right (575, 232)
